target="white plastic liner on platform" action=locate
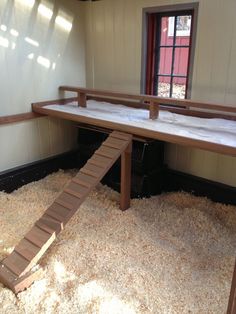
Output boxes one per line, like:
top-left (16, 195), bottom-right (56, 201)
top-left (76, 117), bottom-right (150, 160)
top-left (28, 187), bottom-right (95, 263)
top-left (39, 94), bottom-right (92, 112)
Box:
top-left (45, 100), bottom-right (236, 148)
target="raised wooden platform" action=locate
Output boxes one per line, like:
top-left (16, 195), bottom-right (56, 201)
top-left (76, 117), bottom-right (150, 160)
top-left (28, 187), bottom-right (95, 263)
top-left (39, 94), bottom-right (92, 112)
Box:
top-left (0, 131), bottom-right (132, 293)
top-left (32, 87), bottom-right (236, 157)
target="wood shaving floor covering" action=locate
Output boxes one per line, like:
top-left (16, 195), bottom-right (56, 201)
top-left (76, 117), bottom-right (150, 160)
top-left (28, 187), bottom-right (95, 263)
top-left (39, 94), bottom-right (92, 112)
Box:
top-left (0, 170), bottom-right (235, 314)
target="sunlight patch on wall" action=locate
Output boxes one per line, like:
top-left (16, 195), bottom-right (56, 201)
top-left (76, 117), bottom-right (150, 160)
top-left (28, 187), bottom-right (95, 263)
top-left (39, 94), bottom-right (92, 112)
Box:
top-left (15, 0), bottom-right (35, 8)
top-left (25, 37), bottom-right (39, 47)
top-left (27, 53), bottom-right (34, 59)
top-left (37, 55), bottom-right (50, 68)
top-left (55, 15), bottom-right (73, 32)
top-left (11, 42), bottom-right (16, 50)
top-left (10, 29), bottom-right (19, 37)
top-left (38, 3), bottom-right (53, 20)
top-left (0, 36), bottom-right (9, 48)
top-left (0, 25), bottom-right (7, 32)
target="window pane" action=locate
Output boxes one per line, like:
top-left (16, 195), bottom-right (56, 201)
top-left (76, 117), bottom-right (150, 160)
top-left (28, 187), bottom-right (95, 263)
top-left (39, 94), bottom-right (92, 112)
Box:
top-left (158, 47), bottom-right (173, 75)
top-left (175, 34), bottom-right (190, 46)
top-left (177, 16), bottom-right (191, 33)
top-left (172, 77), bottom-right (186, 99)
top-left (174, 47), bottom-right (189, 76)
top-left (175, 15), bottom-right (192, 46)
top-left (157, 75), bottom-right (171, 98)
top-left (161, 16), bottom-right (174, 46)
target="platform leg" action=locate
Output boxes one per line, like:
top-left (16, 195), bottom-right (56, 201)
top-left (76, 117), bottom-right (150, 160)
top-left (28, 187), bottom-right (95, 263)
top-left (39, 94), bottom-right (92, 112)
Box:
top-left (227, 260), bottom-right (236, 314)
top-left (120, 141), bottom-right (132, 210)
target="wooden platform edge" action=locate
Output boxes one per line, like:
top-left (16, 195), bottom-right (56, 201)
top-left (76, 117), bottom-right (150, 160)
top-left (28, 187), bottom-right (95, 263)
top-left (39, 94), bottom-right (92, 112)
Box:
top-left (0, 131), bottom-right (132, 293)
top-left (32, 104), bottom-right (236, 157)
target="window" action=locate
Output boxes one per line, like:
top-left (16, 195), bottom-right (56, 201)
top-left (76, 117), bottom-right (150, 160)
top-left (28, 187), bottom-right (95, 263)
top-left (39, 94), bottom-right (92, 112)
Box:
top-left (144, 6), bottom-right (197, 99)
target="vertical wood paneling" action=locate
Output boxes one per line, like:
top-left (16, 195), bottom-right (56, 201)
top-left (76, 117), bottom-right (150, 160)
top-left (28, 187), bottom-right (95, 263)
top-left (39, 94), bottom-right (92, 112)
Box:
top-left (192, 0), bottom-right (216, 102)
top-left (85, 0), bottom-right (236, 187)
top-left (104, 0), bottom-right (114, 89)
top-left (93, 1), bottom-right (106, 89)
top-left (38, 117), bottom-right (52, 159)
top-left (225, 1), bottom-right (236, 106)
top-left (123, 1), bottom-right (138, 93)
top-left (113, 0), bottom-right (125, 92)
top-left (25, 120), bottom-right (41, 162)
top-left (216, 155), bottom-right (235, 186)
top-left (209, 0), bottom-right (234, 103)
top-left (85, 1), bottom-right (95, 88)
top-left (0, 124), bottom-right (30, 172)
top-left (165, 143), bottom-right (178, 169)
top-left (0, 0), bottom-right (86, 173)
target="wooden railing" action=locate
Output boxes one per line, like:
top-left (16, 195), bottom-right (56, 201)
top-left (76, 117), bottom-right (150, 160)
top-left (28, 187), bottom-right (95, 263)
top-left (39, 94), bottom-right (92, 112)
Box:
top-left (59, 86), bottom-right (236, 121)
top-left (0, 97), bottom-right (78, 126)
top-left (1, 88), bottom-right (235, 125)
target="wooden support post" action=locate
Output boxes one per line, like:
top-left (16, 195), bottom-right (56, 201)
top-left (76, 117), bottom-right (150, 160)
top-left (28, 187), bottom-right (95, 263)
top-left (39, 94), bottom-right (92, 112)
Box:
top-left (149, 101), bottom-right (159, 120)
top-left (227, 260), bottom-right (236, 314)
top-left (78, 92), bottom-right (87, 107)
top-left (120, 141), bottom-right (132, 211)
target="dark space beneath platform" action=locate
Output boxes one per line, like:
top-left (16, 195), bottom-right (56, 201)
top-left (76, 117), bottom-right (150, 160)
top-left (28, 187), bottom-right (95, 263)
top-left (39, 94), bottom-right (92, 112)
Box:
top-left (0, 126), bottom-right (235, 205)
top-left (76, 127), bottom-right (166, 198)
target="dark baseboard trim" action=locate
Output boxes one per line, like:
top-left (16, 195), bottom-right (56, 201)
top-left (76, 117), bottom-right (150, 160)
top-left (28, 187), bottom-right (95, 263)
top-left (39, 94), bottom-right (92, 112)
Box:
top-left (0, 154), bottom-right (235, 205)
top-left (0, 151), bottom-right (79, 193)
top-left (164, 169), bottom-right (236, 206)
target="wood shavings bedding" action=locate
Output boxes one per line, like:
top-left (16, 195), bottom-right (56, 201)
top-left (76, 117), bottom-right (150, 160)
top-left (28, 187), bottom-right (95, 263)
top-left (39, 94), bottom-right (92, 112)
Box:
top-left (0, 170), bottom-right (235, 313)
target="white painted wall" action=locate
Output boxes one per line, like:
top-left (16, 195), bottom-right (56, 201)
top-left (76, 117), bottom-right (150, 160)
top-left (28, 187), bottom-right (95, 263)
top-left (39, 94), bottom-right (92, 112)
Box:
top-left (84, 0), bottom-right (236, 187)
top-left (0, 0), bottom-right (86, 172)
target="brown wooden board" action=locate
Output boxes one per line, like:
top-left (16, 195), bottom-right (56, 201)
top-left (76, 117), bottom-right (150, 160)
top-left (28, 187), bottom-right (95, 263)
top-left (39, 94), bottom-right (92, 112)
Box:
top-left (56, 193), bottom-right (81, 211)
top-left (74, 173), bottom-right (97, 187)
top-left (36, 216), bottom-right (63, 235)
top-left (84, 163), bottom-right (104, 174)
top-left (89, 154), bottom-right (113, 167)
top-left (96, 146), bottom-right (119, 159)
top-left (105, 137), bottom-right (127, 149)
top-left (46, 204), bottom-right (71, 222)
top-left (2, 251), bottom-right (30, 277)
top-left (64, 187), bottom-right (83, 199)
top-left (25, 226), bottom-right (53, 248)
top-left (66, 181), bottom-right (88, 195)
top-left (15, 239), bottom-right (41, 261)
top-left (0, 263), bottom-right (17, 286)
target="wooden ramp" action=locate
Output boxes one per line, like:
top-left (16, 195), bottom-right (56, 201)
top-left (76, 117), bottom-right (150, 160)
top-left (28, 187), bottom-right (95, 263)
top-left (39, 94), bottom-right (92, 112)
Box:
top-left (0, 131), bottom-right (132, 294)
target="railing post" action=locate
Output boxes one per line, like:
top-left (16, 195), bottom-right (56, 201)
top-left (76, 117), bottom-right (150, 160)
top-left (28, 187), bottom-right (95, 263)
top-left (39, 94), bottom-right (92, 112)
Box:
top-left (120, 141), bottom-right (132, 211)
top-left (78, 92), bottom-right (87, 107)
top-left (149, 101), bottom-right (159, 119)
top-left (227, 260), bottom-right (236, 314)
